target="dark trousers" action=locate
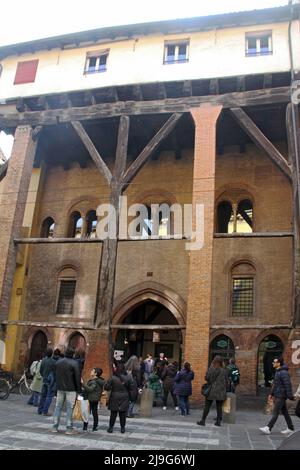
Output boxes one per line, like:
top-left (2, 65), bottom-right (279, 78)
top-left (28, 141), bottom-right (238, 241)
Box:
top-left (163, 389), bottom-right (177, 407)
top-left (178, 396), bottom-right (189, 415)
top-left (201, 399), bottom-right (223, 422)
top-left (89, 401), bottom-right (98, 429)
top-left (267, 397), bottom-right (294, 430)
top-left (109, 410), bottom-right (126, 429)
top-left (38, 383), bottom-right (54, 414)
top-left (296, 400), bottom-right (300, 419)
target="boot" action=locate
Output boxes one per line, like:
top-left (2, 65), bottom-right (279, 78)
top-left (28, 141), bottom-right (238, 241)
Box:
top-left (121, 427), bottom-right (125, 434)
top-left (214, 419), bottom-right (221, 427)
top-left (197, 420), bottom-right (205, 426)
top-left (107, 427), bottom-right (113, 433)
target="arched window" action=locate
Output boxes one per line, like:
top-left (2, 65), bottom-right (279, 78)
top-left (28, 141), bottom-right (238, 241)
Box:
top-left (41, 217), bottom-right (55, 238)
top-left (217, 201), bottom-right (234, 233)
top-left (68, 211), bottom-right (83, 238)
top-left (56, 267), bottom-right (77, 315)
top-left (68, 332), bottom-right (86, 351)
top-left (86, 210), bottom-right (97, 238)
top-left (231, 262), bottom-right (256, 317)
top-left (209, 335), bottom-right (235, 363)
top-left (140, 204), bottom-right (171, 238)
top-left (236, 199), bottom-right (253, 233)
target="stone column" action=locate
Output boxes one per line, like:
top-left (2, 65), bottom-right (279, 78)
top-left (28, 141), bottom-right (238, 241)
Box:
top-left (0, 126), bottom-right (38, 324)
top-left (184, 105), bottom-right (222, 401)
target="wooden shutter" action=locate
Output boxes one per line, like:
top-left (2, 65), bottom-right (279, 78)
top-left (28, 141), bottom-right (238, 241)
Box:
top-left (14, 59), bottom-right (39, 85)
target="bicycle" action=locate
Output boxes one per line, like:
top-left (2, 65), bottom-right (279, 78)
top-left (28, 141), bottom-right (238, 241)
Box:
top-left (0, 369), bottom-right (32, 400)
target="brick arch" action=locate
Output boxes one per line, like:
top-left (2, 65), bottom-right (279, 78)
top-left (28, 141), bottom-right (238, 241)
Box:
top-left (223, 255), bottom-right (265, 275)
top-left (66, 196), bottom-right (100, 217)
top-left (113, 281), bottom-right (186, 326)
top-left (58, 329), bottom-right (90, 349)
top-left (129, 189), bottom-right (178, 206)
top-left (255, 329), bottom-right (289, 350)
top-left (215, 183), bottom-right (256, 206)
top-left (52, 260), bottom-right (83, 279)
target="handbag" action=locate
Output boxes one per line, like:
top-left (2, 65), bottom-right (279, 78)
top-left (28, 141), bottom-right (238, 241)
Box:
top-left (72, 400), bottom-right (83, 421)
top-left (201, 383), bottom-right (211, 397)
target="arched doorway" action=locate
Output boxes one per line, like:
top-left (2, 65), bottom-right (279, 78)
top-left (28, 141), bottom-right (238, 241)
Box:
top-left (209, 335), bottom-right (235, 364)
top-left (68, 332), bottom-right (86, 352)
top-left (113, 300), bottom-right (183, 364)
top-left (257, 334), bottom-right (283, 393)
top-left (29, 330), bottom-right (48, 365)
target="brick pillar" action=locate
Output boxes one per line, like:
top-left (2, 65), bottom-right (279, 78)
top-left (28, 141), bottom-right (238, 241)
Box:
top-left (185, 105), bottom-right (222, 402)
top-left (0, 126), bottom-right (38, 325)
top-left (83, 328), bottom-right (111, 381)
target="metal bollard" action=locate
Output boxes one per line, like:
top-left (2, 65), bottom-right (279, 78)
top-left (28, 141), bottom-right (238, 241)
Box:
top-left (139, 387), bottom-right (154, 417)
top-left (222, 392), bottom-right (236, 424)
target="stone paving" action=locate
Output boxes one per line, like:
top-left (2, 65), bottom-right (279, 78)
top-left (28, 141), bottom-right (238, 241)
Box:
top-left (0, 394), bottom-right (299, 450)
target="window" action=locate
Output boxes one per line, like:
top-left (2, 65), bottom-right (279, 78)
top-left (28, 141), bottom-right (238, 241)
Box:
top-left (68, 211), bottom-right (83, 238)
top-left (86, 210), bottom-right (97, 238)
top-left (84, 50), bottom-right (109, 74)
top-left (56, 280), bottom-right (76, 315)
top-left (14, 59), bottom-right (39, 85)
top-left (232, 278), bottom-right (254, 317)
top-left (163, 40), bottom-right (189, 64)
top-left (40, 217), bottom-right (55, 238)
top-left (245, 31), bottom-right (272, 57)
top-left (140, 205), bottom-right (170, 238)
top-left (216, 198), bottom-right (253, 233)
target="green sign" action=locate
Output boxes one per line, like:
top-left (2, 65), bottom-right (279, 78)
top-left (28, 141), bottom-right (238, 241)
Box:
top-left (217, 340), bottom-right (228, 349)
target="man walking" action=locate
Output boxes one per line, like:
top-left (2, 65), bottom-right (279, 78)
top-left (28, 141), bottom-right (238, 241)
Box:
top-left (259, 357), bottom-right (295, 436)
top-left (51, 347), bottom-right (81, 435)
top-left (38, 348), bottom-right (58, 416)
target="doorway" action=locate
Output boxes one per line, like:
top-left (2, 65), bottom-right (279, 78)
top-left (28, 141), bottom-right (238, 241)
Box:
top-left (257, 334), bottom-right (283, 393)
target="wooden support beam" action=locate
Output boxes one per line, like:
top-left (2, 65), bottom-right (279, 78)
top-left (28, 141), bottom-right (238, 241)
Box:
top-left (237, 76), bottom-right (246, 92)
top-left (71, 120), bottom-right (112, 185)
top-left (263, 73), bottom-right (273, 89)
top-left (16, 98), bottom-right (29, 112)
top-left (132, 85), bottom-right (143, 101)
top-left (182, 80), bottom-right (192, 97)
top-left (0, 160), bottom-right (8, 182)
top-left (14, 237), bottom-right (104, 244)
top-left (84, 90), bottom-right (96, 106)
top-left (32, 125), bottom-right (43, 141)
top-left (158, 83), bottom-right (167, 100)
top-left (122, 113), bottom-right (182, 186)
top-left (114, 116), bottom-right (130, 180)
top-left (0, 87), bottom-right (290, 127)
top-left (209, 78), bottom-right (219, 95)
top-left (110, 324), bottom-right (185, 330)
top-left (230, 107), bottom-right (292, 180)
top-left (214, 232), bottom-right (293, 238)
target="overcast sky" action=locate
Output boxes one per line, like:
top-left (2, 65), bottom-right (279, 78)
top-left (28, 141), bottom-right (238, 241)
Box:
top-left (0, 0), bottom-right (289, 157)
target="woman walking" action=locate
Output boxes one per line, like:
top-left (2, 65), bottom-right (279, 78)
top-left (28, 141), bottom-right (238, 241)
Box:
top-left (105, 361), bottom-right (135, 434)
top-left (173, 362), bottom-right (194, 416)
top-left (197, 355), bottom-right (228, 427)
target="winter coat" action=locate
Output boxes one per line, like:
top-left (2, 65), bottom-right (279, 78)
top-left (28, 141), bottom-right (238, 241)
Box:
top-left (173, 369), bottom-right (194, 397)
top-left (40, 356), bottom-right (57, 382)
top-left (104, 373), bottom-right (134, 412)
top-left (148, 371), bottom-right (163, 399)
top-left (55, 357), bottom-right (81, 393)
top-left (82, 377), bottom-right (105, 402)
top-left (144, 359), bottom-right (154, 374)
top-left (30, 360), bottom-right (43, 393)
top-left (205, 367), bottom-right (227, 401)
top-left (271, 365), bottom-right (294, 400)
top-left (161, 363), bottom-right (178, 392)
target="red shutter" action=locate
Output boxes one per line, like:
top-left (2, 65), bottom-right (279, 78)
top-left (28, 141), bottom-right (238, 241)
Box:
top-left (14, 59), bottom-right (39, 85)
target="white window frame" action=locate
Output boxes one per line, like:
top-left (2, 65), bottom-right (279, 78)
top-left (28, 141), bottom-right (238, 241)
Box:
top-left (163, 40), bottom-right (189, 64)
top-left (245, 31), bottom-right (272, 57)
top-left (84, 49), bottom-right (109, 74)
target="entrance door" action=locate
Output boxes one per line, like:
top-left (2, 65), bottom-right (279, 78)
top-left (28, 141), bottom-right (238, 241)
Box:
top-left (29, 330), bottom-right (48, 365)
top-left (257, 335), bottom-right (283, 393)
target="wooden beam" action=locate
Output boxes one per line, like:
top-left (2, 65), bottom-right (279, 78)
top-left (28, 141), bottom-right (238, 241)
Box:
top-left (14, 237), bottom-right (104, 244)
top-left (209, 78), bottom-right (219, 95)
top-left (0, 159), bottom-right (8, 182)
top-left (3, 320), bottom-right (96, 330)
top-left (114, 115), bottom-right (130, 180)
top-left (263, 73), bottom-right (273, 89)
top-left (110, 324), bottom-right (185, 330)
top-left (84, 90), bottom-right (96, 106)
top-left (230, 107), bottom-right (292, 180)
top-left (71, 120), bottom-right (112, 185)
top-left (122, 113), bottom-right (182, 186)
top-left (0, 87), bottom-right (290, 127)
top-left (214, 232), bottom-right (293, 238)
top-left (132, 85), bottom-right (143, 101)
top-left (182, 80), bottom-right (192, 97)
top-left (237, 76), bottom-right (246, 92)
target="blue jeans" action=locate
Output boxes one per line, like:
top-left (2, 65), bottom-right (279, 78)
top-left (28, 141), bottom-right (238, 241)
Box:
top-left (38, 383), bottom-right (54, 414)
top-left (27, 391), bottom-right (40, 406)
top-left (178, 395), bottom-right (189, 415)
top-left (53, 391), bottom-right (77, 430)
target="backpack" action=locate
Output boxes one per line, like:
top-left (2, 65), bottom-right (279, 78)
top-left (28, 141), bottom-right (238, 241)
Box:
top-left (30, 360), bottom-right (39, 377)
top-left (230, 366), bottom-right (240, 384)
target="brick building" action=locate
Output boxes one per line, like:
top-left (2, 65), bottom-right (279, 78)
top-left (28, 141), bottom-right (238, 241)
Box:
top-left (1, 4), bottom-right (300, 399)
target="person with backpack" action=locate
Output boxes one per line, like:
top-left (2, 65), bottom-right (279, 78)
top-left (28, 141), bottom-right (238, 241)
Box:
top-left (27, 354), bottom-right (43, 406)
top-left (173, 362), bottom-right (194, 416)
top-left (227, 358), bottom-right (240, 393)
top-left (82, 367), bottom-right (105, 432)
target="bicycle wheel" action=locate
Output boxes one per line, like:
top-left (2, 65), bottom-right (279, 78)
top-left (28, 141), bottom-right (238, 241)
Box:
top-left (19, 379), bottom-right (32, 396)
top-left (0, 379), bottom-right (10, 400)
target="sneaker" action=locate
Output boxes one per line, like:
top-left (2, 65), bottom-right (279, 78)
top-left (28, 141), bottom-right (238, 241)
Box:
top-left (175, 406), bottom-right (179, 411)
top-left (281, 429), bottom-right (294, 435)
top-left (259, 426), bottom-right (271, 435)
top-left (163, 406), bottom-right (167, 410)
top-left (65, 428), bottom-right (78, 435)
top-left (50, 427), bottom-right (58, 433)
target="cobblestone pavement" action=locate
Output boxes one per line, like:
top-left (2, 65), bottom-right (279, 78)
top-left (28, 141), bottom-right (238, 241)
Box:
top-left (0, 395), bottom-right (299, 450)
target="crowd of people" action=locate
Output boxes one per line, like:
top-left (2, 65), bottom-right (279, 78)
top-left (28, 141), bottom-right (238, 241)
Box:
top-left (26, 348), bottom-right (300, 436)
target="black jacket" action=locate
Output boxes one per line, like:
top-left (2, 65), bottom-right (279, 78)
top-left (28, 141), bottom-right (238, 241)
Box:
top-left (205, 367), bottom-right (227, 401)
top-left (40, 357), bottom-right (57, 382)
top-left (161, 363), bottom-right (178, 392)
top-left (55, 357), bottom-right (81, 393)
top-left (82, 377), bottom-right (105, 402)
top-left (271, 365), bottom-right (294, 400)
top-left (104, 373), bottom-right (135, 412)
